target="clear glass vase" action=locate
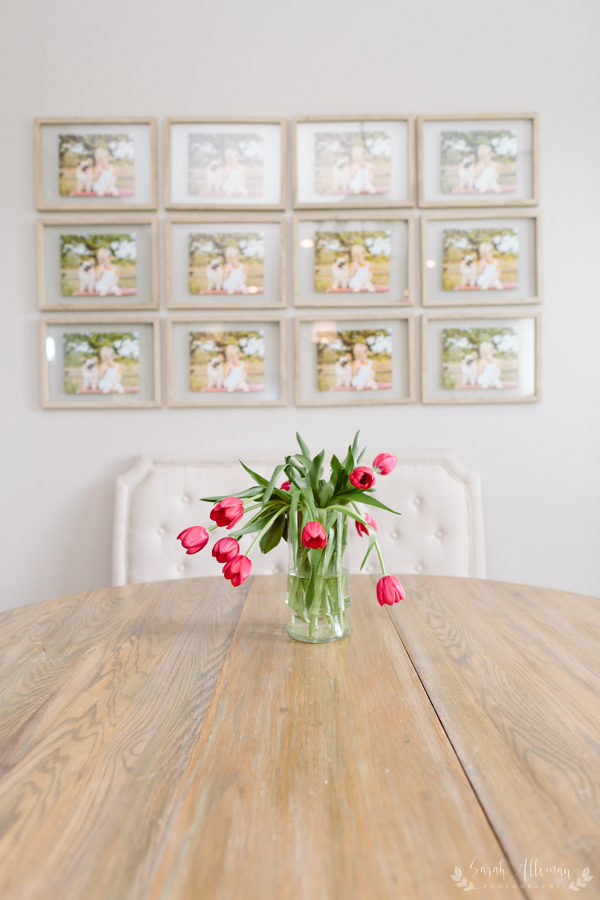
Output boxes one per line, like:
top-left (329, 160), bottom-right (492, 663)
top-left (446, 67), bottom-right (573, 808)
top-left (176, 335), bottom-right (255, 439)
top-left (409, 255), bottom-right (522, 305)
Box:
top-left (286, 513), bottom-right (350, 643)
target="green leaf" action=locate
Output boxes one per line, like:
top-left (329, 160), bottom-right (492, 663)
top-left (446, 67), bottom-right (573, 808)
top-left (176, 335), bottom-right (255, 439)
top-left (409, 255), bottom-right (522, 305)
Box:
top-left (360, 531), bottom-right (378, 572)
top-left (229, 510), bottom-right (272, 538)
top-left (201, 486), bottom-right (263, 503)
top-left (334, 492), bottom-right (402, 516)
top-left (262, 464), bottom-right (285, 505)
top-left (326, 504), bottom-right (370, 526)
top-left (288, 487), bottom-right (300, 549)
top-left (296, 432), bottom-right (312, 461)
top-left (259, 513), bottom-right (286, 553)
top-left (300, 486), bottom-right (317, 521)
top-left (318, 481), bottom-right (335, 507)
top-left (238, 460), bottom-right (268, 486)
top-left (308, 449), bottom-right (325, 489)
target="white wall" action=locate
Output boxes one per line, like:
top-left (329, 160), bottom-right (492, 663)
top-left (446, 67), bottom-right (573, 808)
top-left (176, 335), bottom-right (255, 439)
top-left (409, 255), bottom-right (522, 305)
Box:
top-left (2, 0), bottom-right (599, 610)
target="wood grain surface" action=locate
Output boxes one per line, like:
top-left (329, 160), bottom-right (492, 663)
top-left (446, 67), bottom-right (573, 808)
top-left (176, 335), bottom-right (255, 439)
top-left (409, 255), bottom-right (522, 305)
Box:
top-left (0, 574), bottom-right (597, 899)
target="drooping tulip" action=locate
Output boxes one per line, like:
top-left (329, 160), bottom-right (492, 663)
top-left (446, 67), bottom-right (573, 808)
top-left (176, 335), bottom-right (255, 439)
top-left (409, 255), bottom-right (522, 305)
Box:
top-left (223, 554), bottom-right (252, 586)
top-left (349, 466), bottom-right (376, 490)
top-left (376, 575), bottom-right (406, 607)
top-left (212, 537), bottom-right (240, 563)
top-left (301, 521), bottom-right (328, 550)
top-left (280, 481), bottom-right (291, 491)
top-left (210, 496), bottom-right (244, 529)
top-left (373, 453), bottom-right (397, 476)
top-left (355, 512), bottom-right (378, 537)
top-left (176, 526), bottom-right (209, 555)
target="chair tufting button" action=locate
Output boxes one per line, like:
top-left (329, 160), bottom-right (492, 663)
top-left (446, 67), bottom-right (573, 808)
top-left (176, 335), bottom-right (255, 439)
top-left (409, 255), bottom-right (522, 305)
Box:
top-left (181, 495), bottom-right (190, 503)
top-left (391, 530), bottom-right (399, 539)
top-left (156, 527), bottom-right (165, 536)
top-left (435, 529), bottom-right (444, 539)
top-left (413, 496), bottom-right (422, 506)
top-left (414, 562), bottom-right (424, 573)
top-left (177, 563), bottom-right (185, 572)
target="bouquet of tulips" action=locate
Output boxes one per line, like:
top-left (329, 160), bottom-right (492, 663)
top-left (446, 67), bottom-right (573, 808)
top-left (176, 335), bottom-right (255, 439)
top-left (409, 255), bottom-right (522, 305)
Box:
top-left (177, 432), bottom-right (406, 642)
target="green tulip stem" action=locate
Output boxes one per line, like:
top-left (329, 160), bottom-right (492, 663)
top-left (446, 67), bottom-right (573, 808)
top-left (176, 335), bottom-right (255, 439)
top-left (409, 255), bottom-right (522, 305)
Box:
top-left (374, 539), bottom-right (387, 576)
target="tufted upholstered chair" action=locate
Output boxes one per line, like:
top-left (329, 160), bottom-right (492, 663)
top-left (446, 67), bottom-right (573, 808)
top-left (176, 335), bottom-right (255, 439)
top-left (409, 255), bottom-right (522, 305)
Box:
top-left (112, 452), bottom-right (486, 586)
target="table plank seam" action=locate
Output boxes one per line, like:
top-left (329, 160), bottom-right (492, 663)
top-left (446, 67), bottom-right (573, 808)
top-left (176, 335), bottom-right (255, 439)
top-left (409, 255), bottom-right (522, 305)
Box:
top-left (385, 606), bottom-right (529, 900)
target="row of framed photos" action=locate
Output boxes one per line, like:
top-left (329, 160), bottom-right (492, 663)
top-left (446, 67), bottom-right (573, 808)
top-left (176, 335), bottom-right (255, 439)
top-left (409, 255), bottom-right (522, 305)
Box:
top-left (36, 211), bottom-right (541, 312)
top-left (40, 312), bottom-right (541, 409)
top-left (35, 113), bottom-right (538, 212)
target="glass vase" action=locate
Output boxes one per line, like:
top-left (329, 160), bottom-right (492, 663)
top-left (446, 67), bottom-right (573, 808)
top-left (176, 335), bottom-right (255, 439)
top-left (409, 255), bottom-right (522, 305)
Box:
top-left (286, 512), bottom-right (350, 643)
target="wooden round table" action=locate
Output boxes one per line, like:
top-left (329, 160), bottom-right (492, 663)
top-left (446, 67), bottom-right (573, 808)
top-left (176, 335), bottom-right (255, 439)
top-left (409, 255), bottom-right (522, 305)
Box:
top-left (0, 575), bottom-right (598, 899)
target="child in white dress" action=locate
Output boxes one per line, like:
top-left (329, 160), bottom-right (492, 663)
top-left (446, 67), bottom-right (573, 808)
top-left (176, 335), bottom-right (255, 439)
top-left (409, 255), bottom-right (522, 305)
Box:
top-left (477, 341), bottom-right (503, 389)
top-left (92, 147), bottom-right (120, 197)
top-left (351, 342), bottom-right (378, 390)
top-left (348, 145), bottom-right (375, 194)
top-left (348, 244), bottom-right (376, 293)
top-left (95, 247), bottom-right (122, 295)
top-left (220, 148), bottom-right (247, 196)
top-left (222, 246), bottom-right (249, 294)
top-left (222, 344), bottom-right (249, 392)
top-left (97, 346), bottom-right (124, 393)
top-left (474, 144), bottom-right (501, 193)
top-left (476, 242), bottom-right (503, 290)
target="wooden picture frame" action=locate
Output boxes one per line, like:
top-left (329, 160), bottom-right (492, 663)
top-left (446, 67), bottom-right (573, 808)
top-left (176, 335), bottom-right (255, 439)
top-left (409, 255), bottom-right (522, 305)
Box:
top-left (417, 113), bottom-right (538, 208)
top-left (165, 214), bottom-right (286, 310)
top-left (165, 117), bottom-right (286, 211)
top-left (166, 314), bottom-right (287, 407)
top-left (292, 114), bottom-right (415, 209)
top-left (421, 311), bottom-right (541, 404)
top-left (37, 217), bottom-right (158, 312)
top-left (34, 117), bottom-right (157, 211)
top-left (40, 315), bottom-right (161, 409)
top-left (420, 210), bottom-right (542, 307)
top-left (295, 312), bottom-right (416, 406)
top-left (293, 211), bottom-right (414, 308)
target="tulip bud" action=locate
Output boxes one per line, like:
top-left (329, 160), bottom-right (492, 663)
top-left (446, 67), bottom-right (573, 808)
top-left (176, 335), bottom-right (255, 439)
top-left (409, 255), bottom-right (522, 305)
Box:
top-left (280, 480), bottom-right (291, 491)
top-left (376, 575), bottom-right (406, 607)
top-left (301, 521), bottom-right (328, 550)
top-left (176, 525), bottom-right (209, 555)
top-left (349, 466), bottom-right (376, 490)
top-left (212, 537), bottom-right (240, 563)
top-left (355, 512), bottom-right (378, 537)
top-left (373, 453), bottom-right (397, 476)
top-left (210, 496), bottom-right (244, 529)
top-left (223, 554), bottom-right (252, 587)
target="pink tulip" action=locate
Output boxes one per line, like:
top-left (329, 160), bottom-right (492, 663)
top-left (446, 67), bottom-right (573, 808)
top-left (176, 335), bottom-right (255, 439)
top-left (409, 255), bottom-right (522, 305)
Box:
top-left (212, 537), bottom-right (240, 563)
top-left (373, 453), bottom-right (397, 475)
top-left (280, 480), bottom-right (291, 491)
top-left (223, 555), bottom-right (252, 587)
top-left (301, 521), bottom-right (328, 550)
top-left (355, 512), bottom-right (378, 537)
top-left (177, 525), bottom-right (209, 555)
top-left (376, 575), bottom-right (406, 607)
top-left (349, 466), bottom-right (376, 490)
top-left (210, 496), bottom-right (244, 529)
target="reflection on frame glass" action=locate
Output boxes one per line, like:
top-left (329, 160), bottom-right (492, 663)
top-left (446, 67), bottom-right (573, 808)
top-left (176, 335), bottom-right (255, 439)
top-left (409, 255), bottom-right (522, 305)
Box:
top-left (166, 217), bottom-right (285, 309)
top-left (295, 314), bottom-right (415, 406)
top-left (293, 115), bottom-right (414, 209)
top-left (166, 119), bottom-right (285, 210)
top-left (421, 313), bottom-right (540, 404)
top-left (40, 317), bottom-right (161, 408)
top-left (167, 315), bottom-right (286, 406)
top-left (35, 118), bottom-right (157, 211)
top-left (421, 212), bottom-right (541, 306)
top-left (37, 218), bottom-right (158, 311)
top-left (293, 213), bottom-right (413, 307)
top-left (418, 114), bottom-right (538, 208)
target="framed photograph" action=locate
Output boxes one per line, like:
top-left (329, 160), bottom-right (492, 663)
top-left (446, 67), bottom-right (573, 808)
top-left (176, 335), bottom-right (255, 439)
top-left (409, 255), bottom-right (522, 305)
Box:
top-left (166, 215), bottom-right (286, 309)
top-left (167, 315), bottom-right (286, 407)
top-left (418, 114), bottom-right (538, 207)
top-left (295, 313), bottom-right (415, 406)
top-left (293, 115), bottom-right (414, 209)
top-left (421, 211), bottom-right (541, 306)
top-left (166, 118), bottom-right (285, 210)
top-left (35, 118), bottom-right (157, 211)
top-left (40, 317), bottom-right (160, 408)
top-left (293, 213), bottom-right (413, 307)
top-left (37, 217), bottom-right (158, 311)
top-left (421, 312), bottom-right (540, 404)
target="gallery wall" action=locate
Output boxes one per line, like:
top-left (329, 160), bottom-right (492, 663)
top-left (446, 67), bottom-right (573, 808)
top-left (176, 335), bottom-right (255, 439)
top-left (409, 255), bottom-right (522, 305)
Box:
top-left (1, 0), bottom-right (599, 610)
